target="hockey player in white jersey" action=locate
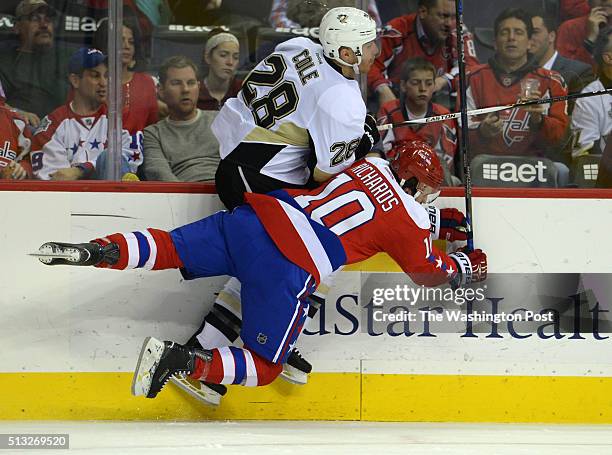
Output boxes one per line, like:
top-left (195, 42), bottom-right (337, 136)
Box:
top-left (179, 6), bottom-right (384, 405)
top-left (571, 27), bottom-right (612, 158)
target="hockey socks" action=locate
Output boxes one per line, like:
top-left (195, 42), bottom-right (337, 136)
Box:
top-left (92, 228), bottom-right (183, 270)
top-left (189, 346), bottom-right (282, 387)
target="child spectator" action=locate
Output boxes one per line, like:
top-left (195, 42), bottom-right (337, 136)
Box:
top-left (377, 57), bottom-right (458, 179)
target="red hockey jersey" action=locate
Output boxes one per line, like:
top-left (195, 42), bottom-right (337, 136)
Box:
top-left (247, 157), bottom-right (458, 287)
top-left (0, 105), bottom-right (32, 173)
top-left (465, 63), bottom-right (569, 157)
top-left (377, 98), bottom-right (457, 165)
top-left (557, 15), bottom-right (594, 66)
top-left (368, 13), bottom-right (479, 93)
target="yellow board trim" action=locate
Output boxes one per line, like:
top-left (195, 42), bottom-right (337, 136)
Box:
top-left (2, 372), bottom-right (612, 423)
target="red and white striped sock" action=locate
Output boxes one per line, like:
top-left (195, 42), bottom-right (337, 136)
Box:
top-left (92, 228), bottom-right (183, 270)
top-left (190, 346), bottom-right (282, 387)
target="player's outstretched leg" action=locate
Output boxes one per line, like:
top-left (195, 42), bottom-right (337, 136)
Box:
top-left (33, 242), bottom-right (119, 267)
top-left (132, 337), bottom-right (212, 399)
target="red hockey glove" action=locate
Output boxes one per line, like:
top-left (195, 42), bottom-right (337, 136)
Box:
top-left (448, 249), bottom-right (487, 286)
top-left (426, 206), bottom-right (469, 241)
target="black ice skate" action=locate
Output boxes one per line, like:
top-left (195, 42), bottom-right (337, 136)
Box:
top-left (132, 337), bottom-right (212, 399)
top-left (30, 242), bottom-right (119, 266)
top-left (280, 349), bottom-right (313, 385)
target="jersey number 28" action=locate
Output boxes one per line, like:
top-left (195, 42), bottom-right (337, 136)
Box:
top-left (242, 54), bottom-right (299, 129)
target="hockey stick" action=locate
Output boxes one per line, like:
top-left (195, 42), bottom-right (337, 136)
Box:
top-left (378, 87), bottom-right (612, 131)
top-left (454, 0), bottom-right (475, 252)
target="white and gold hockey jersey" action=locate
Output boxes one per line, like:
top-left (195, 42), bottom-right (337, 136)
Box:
top-left (571, 79), bottom-right (612, 157)
top-left (212, 37), bottom-right (366, 185)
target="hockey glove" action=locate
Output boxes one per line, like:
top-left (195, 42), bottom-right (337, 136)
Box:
top-left (355, 113), bottom-right (381, 160)
top-left (426, 206), bottom-right (469, 241)
top-left (448, 249), bottom-right (487, 286)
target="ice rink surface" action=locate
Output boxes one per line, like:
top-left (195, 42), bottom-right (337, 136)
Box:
top-left (2, 421), bottom-right (612, 454)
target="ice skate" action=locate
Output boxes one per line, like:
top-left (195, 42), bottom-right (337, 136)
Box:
top-left (170, 376), bottom-right (227, 406)
top-left (132, 336), bottom-right (212, 399)
top-left (30, 241), bottom-right (119, 266)
top-left (280, 349), bottom-right (312, 385)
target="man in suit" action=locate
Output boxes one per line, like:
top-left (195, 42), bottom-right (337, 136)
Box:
top-left (530, 11), bottom-right (594, 97)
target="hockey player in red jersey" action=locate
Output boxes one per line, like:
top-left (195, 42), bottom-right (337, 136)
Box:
top-left (377, 57), bottom-right (458, 181)
top-left (33, 141), bottom-right (487, 398)
top-left (369, 0), bottom-right (479, 106)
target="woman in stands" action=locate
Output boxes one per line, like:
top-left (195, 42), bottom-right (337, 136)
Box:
top-left (93, 18), bottom-right (160, 133)
top-left (197, 28), bottom-right (242, 111)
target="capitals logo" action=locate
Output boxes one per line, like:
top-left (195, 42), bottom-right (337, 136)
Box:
top-left (501, 108), bottom-right (531, 147)
top-left (0, 140), bottom-right (17, 167)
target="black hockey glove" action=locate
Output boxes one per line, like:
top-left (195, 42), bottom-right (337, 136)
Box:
top-left (355, 113), bottom-right (381, 160)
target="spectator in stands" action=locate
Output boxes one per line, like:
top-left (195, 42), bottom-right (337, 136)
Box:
top-left (30, 48), bottom-right (139, 181)
top-left (377, 57), bottom-right (458, 182)
top-left (0, 104), bottom-right (32, 180)
top-left (143, 56), bottom-right (220, 182)
top-left (168, 0), bottom-right (270, 28)
top-left (93, 19), bottom-right (159, 160)
top-left (369, 0), bottom-right (479, 107)
top-left (198, 28), bottom-right (242, 111)
top-left (465, 8), bottom-right (569, 181)
top-left (557, 0), bottom-right (612, 66)
top-left (0, 0), bottom-right (72, 127)
top-left (269, 0), bottom-right (381, 28)
top-left (530, 12), bottom-right (593, 97)
top-left (571, 27), bottom-right (612, 159)
top-left (560, 0), bottom-right (590, 22)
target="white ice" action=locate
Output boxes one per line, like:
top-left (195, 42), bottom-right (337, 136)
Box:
top-left (2, 421), bottom-right (612, 454)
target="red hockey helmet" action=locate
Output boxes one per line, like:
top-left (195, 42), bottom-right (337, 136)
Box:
top-left (388, 140), bottom-right (444, 192)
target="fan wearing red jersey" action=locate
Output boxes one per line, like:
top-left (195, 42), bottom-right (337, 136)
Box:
top-left (0, 104), bottom-right (32, 180)
top-left (369, 0), bottom-right (479, 106)
top-left (557, 0), bottom-right (612, 66)
top-left (377, 57), bottom-right (458, 180)
top-left (464, 8), bottom-right (570, 163)
top-left (33, 141), bottom-right (487, 400)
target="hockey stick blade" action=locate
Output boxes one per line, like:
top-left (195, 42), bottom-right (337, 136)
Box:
top-left (379, 88), bottom-right (612, 131)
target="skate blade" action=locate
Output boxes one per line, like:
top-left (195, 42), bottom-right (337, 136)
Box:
top-left (279, 364), bottom-right (308, 385)
top-left (170, 375), bottom-right (222, 407)
top-left (30, 243), bottom-right (81, 265)
top-left (131, 336), bottom-right (165, 397)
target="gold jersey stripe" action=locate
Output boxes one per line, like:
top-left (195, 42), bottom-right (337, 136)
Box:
top-left (244, 122), bottom-right (309, 146)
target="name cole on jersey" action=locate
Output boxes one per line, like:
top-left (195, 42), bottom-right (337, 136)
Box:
top-left (212, 37), bottom-right (366, 184)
